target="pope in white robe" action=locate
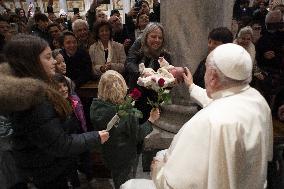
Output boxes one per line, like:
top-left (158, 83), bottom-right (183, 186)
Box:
top-left (121, 44), bottom-right (273, 189)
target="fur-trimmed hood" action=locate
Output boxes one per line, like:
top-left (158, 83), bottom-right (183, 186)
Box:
top-left (0, 63), bottom-right (47, 114)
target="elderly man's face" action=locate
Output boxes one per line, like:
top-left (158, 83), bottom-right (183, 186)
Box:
top-left (74, 24), bottom-right (88, 41)
top-left (204, 63), bottom-right (214, 97)
top-left (204, 56), bottom-right (220, 98)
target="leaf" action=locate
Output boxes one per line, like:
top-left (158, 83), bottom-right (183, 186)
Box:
top-left (118, 110), bottom-right (128, 117)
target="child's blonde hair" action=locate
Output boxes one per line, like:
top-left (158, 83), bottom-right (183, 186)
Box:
top-left (98, 70), bottom-right (127, 104)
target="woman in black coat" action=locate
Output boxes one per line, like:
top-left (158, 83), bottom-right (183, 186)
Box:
top-left (125, 23), bottom-right (171, 123)
top-left (0, 34), bottom-right (109, 189)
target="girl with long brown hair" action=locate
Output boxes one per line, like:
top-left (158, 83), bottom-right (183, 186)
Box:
top-left (0, 34), bottom-right (109, 189)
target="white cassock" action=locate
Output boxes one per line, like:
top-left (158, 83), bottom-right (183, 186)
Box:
top-left (121, 84), bottom-right (273, 189)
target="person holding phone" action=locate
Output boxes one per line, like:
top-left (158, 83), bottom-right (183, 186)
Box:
top-left (71, 7), bottom-right (81, 23)
top-left (125, 0), bottom-right (160, 38)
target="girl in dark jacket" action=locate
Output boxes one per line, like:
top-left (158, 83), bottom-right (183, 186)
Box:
top-left (90, 70), bottom-right (160, 189)
top-left (52, 73), bottom-right (95, 186)
top-left (0, 34), bottom-right (109, 189)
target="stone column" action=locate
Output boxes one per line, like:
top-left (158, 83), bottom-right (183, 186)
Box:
top-left (144, 0), bottom-right (235, 152)
top-left (161, 0), bottom-right (235, 105)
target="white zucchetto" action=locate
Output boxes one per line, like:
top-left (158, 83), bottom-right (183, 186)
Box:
top-left (211, 43), bottom-right (252, 80)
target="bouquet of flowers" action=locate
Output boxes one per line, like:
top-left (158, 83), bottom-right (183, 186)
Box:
top-left (106, 88), bottom-right (143, 131)
top-left (137, 57), bottom-right (185, 108)
top-left (147, 77), bottom-right (172, 108)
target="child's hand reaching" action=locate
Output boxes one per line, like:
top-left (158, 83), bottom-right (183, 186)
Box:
top-left (99, 130), bottom-right (109, 144)
top-left (148, 108), bottom-right (160, 124)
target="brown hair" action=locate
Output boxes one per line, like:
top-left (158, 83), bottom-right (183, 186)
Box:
top-left (4, 34), bottom-right (72, 119)
top-left (94, 20), bottom-right (113, 42)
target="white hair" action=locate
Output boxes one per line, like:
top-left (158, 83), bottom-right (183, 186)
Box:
top-left (237, 26), bottom-right (253, 38)
top-left (206, 53), bottom-right (252, 87)
top-left (72, 19), bottom-right (89, 32)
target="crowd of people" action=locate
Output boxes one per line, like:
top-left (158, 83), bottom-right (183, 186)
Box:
top-left (0, 0), bottom-right (283, 188)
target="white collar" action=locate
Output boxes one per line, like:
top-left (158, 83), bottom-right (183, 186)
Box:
top-left (211, 84), bottom-right (250, 100)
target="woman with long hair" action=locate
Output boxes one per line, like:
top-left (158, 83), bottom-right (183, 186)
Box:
top-left (0, 34), bottom-right (109, 189)
top-left (125, 22), bottom-right (170, 123)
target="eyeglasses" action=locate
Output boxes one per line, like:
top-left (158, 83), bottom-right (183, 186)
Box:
top-left (252, 26), bottom-right (262, 30)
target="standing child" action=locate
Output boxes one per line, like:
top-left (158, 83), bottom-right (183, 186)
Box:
top-left (52, 73), bottom-right (94, 187)
top-left (90, 70), bottom-right (160, 189)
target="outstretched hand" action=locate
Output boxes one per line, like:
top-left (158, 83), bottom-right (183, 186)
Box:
top-left (182, 67), bottom-right (193, 88)
top-left (99, 130), bottom-right (109, 144)
top-left (148, 108), bottom-right (160, 123)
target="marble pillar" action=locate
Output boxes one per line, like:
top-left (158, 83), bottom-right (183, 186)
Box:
top-left (144, 0), bottom-right (235, 151)
top-left (161, 0), bottom-right (235, 105)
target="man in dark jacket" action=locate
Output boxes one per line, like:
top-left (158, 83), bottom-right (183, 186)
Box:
top-left (32, 13), bottom-right (52, 44)
top-left (193, 27), bottom-right (233, 88)
top-left (255, 10), bottom-right (284, 103)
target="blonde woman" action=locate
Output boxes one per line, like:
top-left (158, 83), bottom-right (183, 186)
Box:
top-left (90, 70), bottom-right (160, 189)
